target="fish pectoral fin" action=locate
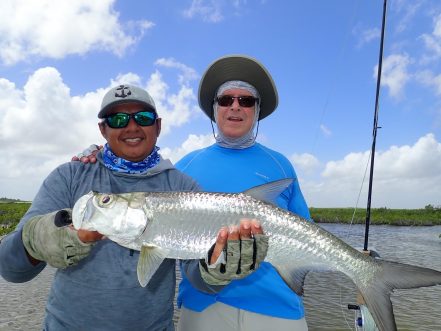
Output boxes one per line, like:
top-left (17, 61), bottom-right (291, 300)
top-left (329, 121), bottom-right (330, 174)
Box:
top-left (273, 265), bottom-right (309, 296)
top-left (243, 178), bottom-right (294, 205)
top-left (137, 245), bottom-right (169, 287)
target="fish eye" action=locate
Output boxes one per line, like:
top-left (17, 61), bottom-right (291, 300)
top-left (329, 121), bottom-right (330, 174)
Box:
top-left (97, 194), bottom-right (114, 207)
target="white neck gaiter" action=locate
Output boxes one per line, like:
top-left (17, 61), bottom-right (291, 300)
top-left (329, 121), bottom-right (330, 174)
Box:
top-left (213, 80), bottom-right (260, 149)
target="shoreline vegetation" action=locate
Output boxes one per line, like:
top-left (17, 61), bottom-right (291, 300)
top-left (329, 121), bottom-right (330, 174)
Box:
top-left (310, 206), bottom-right (441, 226)
top-left (1, 202), bottom-right (440, 237)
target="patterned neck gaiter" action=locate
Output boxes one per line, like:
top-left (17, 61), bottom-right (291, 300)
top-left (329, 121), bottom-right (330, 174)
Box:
top-left (102, 143), bottom-right (160, 174)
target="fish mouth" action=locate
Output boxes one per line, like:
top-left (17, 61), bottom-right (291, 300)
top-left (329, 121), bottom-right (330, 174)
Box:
top-left (72, 191), bottom-right (95, 230)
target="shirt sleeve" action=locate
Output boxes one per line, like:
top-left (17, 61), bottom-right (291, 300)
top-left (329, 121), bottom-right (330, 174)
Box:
top-left (288, 174), bottom-right (311, 221)
top-left (279, 157), bottom-right (311, 221)
top-left (180, 259), bottom-right (225, 294)
top-left (0, 163), bottom-right (74, 282)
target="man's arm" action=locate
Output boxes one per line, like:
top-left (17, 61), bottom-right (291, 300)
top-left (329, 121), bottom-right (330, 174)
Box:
top-left (182, 219), bottom-right (268, 293)
top-left (0, 164), bottom-right (101, 282)
top-left (0, 228), bottom-right (46, 282)
top-left (21, 210), bottom-right (101, 269)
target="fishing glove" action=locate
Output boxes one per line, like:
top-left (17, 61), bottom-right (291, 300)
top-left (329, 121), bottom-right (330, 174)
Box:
top-left (199, 234), bottom-right (269, 285)
top-left (22, 209), bottom-right (93, 269)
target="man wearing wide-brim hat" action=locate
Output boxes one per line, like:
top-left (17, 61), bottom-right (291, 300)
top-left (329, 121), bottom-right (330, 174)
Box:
top-left (177, 55), bottom-right (311, 331)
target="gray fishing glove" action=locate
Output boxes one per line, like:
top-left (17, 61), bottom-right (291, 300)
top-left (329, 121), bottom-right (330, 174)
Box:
top-left (199, 234), bottom-right (269, 285)
top-left (22, 209), bottom-right (93, 269)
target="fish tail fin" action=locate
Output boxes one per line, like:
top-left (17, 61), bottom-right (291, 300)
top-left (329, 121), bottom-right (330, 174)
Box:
top-left (359, 260), bottom-right (441, 331)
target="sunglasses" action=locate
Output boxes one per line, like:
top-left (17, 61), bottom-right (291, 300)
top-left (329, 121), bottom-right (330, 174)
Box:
top-left (216, 95), bottom-right (259, 108)
top-left (104, 111), bottom-right (157, 129)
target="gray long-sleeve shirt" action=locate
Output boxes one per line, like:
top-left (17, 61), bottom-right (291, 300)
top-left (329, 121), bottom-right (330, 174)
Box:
top-left (0, 154), bottom-right (201, 331)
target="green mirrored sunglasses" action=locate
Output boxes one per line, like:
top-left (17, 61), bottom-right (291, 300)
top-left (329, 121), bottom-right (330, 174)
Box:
top-left (105, 111), bottom-right (157, 129)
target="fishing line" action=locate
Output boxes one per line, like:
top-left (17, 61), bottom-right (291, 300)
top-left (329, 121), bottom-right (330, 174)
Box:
top-left (309, 0), bottom-right (364, 329)
top-left (309, 0), bottom-right (361, 157)
top-left (322, 0), bottom-right (388, 328)
top-left (345, 149), bottom-right (372, 236)
top-left (342, 0), bottom-right (389, 329)
top-left (338, 149), bottom-right (371, 331)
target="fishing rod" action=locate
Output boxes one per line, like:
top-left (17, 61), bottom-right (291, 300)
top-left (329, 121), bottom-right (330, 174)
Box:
top-left (363, 0), bottom-right (387, 253)
top-left (349, 2), bottom-right (388, 330)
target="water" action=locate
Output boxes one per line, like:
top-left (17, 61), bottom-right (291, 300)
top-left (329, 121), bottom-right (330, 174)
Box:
top-left (302, 224), bottom-right (441, 331)
top-left (1, 224), bottom-right (440, 331)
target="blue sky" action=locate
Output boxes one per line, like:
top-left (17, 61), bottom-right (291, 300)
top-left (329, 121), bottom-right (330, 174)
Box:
top-left (1, 0), bottom-right (440, 208)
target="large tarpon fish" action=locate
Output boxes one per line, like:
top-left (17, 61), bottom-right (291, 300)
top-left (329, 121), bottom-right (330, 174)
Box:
top-left (72, 179), bottom-right (441, 331)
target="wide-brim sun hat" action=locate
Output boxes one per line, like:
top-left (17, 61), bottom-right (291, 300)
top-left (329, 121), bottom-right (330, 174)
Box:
top-left (198, 54), bottom-right (279, 121)
top-left (98, 84), bottom-right (156, 118)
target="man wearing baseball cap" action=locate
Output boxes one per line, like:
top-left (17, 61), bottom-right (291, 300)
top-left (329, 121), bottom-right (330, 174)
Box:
top-left (0, 84), bottom-right (268, 330)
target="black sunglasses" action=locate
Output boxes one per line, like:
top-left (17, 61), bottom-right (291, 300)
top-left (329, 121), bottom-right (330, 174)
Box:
top-left (216, 95), bottom-right (259, 108)
top-left (105, 111), bottom-right (157, 129)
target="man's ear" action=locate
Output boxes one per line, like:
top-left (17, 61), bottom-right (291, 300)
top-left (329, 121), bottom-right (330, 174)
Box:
top-left (156, 118), bottom-right (162, 137)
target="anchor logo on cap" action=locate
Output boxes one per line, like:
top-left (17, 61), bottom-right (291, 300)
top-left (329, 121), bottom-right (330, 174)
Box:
top-left (114, 85), bottom-right (132, 98)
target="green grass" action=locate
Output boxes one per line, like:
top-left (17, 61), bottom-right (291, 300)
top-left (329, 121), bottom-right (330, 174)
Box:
top-left (310, 207), bottom-right (441, 226)
top-left (1, 203), bottom-right (440, 237)
top-left (0, 202), bottom-right (31, 236)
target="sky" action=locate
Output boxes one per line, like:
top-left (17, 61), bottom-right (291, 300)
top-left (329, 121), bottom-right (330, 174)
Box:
top-left (0, 0), bottom-right (440, 209)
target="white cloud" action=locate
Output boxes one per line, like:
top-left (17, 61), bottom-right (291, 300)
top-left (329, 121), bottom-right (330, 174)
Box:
top-left (0, 0), bottom-right (154, 65)
top-left (303, 134), bottom-right (441, 208)
top-left (182, 0), bottom-right (248, 23)
top-left (354, 27), bottom-right (380, 48)
top-left (161, 134), bottom-right (215, 163)
top-left (148, 59), bottom-right (199, 135)
top-left (146, 71), bottom-right (198, 136)
top-left (376, 54), bottom-right (411, 99)
top-left (182, 0), bottom-right (223, 23)
top-left (3, 66), bottom-right (440, 212)
top-left (420, 13), bottom-right (441, 63)
top-left (155, 57), bottom-right (199, 85)
top-left (0, 63), bottom-right (198, 200)
top-left (289, 153), bottom-right (320, 176)
top-left (0, 67), bottom-right (105, 200)
top-left (391, 0), bottom-right (423, 33)
top-left (415, 70), bottom-right (441, 96)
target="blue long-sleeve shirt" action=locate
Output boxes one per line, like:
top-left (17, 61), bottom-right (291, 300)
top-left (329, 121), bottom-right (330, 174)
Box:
top-left (177, 143), bottom-right (311, 319)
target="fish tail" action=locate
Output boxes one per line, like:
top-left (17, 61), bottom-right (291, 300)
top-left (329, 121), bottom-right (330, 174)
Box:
top-left (359, 260), bottom-right (441, 331)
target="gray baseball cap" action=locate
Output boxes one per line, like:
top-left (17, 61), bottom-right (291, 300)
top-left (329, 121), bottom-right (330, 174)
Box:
top-left (98, 84), bottom-right (156, 118)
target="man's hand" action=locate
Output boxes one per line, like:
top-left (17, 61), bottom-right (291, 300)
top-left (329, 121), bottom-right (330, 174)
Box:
top-left (22, 209), bottom-right (103, 268)
top-left (199, 219), bottom-right (269, 285)
top-left (71, 144), bottom-right (102, 164)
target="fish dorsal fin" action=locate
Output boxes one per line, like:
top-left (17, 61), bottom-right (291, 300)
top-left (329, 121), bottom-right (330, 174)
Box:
top-left (137, 244), bottom-right (169, 287)
top-left (243, 178), bottom-right (294, 204)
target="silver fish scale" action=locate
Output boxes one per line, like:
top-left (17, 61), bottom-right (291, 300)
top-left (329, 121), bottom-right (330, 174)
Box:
top-left (75, 189), bottom-right (441, 331)
top-left (139, 191), bottom-right (258, 258)
top-left (78, 190), bottom-right (378, 282)
top-left (135, 191), bottom-right (376, 281)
